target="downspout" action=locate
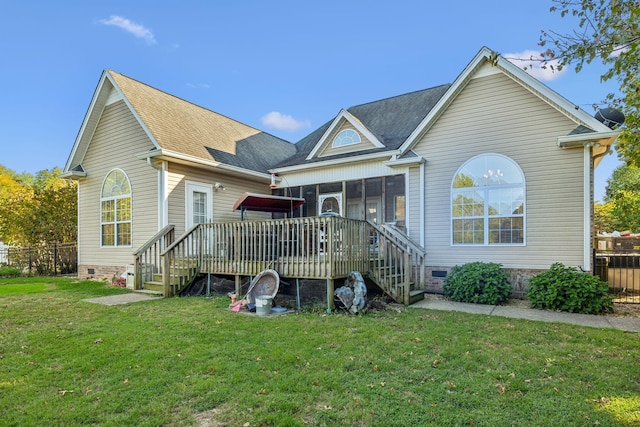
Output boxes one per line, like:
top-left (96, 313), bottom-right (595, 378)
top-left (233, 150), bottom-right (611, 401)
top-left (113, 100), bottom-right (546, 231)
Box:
top-left (583, 144), bottom-right (591, 272)
top-left (146, 158), bottom-right (166, 229)
top-left (420, 161), bottom-right (425, 247)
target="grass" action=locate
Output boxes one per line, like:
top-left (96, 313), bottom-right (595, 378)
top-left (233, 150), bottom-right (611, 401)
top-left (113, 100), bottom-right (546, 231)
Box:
top-left (1, 277), bottom-right (639, 426)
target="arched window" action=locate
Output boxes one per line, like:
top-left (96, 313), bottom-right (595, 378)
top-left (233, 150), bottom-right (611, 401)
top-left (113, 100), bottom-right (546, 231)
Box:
top-left (101, 169), bottom-right (132, 247)
top-left (451, 154), bottom-right (525, 245)
top-left (332, 129), bottom-right (361, 147)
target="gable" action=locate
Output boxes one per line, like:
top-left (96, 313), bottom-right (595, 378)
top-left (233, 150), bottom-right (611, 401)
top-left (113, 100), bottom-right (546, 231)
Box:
top-left (316, 120), bottom-right (380, 158)
top-left (305, 110), bottom-right (384, 160)
top-left (400, 48), bottom-right (615, 155)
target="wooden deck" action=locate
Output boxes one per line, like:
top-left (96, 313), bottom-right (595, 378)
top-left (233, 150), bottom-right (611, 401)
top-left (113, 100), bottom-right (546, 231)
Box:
top-left (133, 216), bottom-right (426, 306)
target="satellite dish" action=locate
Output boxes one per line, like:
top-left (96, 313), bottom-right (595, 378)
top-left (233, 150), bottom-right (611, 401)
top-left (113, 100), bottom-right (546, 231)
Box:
top-left (594, 108), bottom-right (625, 129)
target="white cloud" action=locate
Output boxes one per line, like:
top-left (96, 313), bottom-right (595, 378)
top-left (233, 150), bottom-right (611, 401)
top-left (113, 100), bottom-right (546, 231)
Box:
top-left (261, 111), bottom-right (311, 132)
top-left (186, 83), bottom-right (210, 89)
top-left (99, 15), bottom-right (156, 44)
top-left (503, 50), bottom-right (568, 81)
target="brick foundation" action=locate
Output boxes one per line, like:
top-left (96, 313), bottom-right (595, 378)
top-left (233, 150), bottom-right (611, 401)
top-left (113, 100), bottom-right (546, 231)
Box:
top-left (79, 264), bottom-right (127, 280)
top-left (425, 266), bottom-right (545, 299)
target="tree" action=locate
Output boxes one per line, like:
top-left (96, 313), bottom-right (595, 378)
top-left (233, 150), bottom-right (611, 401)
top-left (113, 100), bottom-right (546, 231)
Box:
top-left (597, 163), bottom-right (640, 232)
top-left (539, 0), bottom-right (640, 164)
top-left (0, 165), bottom-right (77, 245)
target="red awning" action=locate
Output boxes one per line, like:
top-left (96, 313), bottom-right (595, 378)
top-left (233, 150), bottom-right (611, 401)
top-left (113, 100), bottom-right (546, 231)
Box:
top-left (233, 192), bottom-right (305, 216)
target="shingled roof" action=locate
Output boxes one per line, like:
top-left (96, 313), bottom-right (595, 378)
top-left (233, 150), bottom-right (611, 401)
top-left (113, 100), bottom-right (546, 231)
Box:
top-left (276, 84), bottom-right (451, 167)
top-left (107, 71), bottom-right (296, 172)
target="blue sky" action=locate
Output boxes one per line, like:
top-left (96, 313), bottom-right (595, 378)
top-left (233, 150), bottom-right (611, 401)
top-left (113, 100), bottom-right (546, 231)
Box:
top-left (0, 0), bottom-right (621, 200)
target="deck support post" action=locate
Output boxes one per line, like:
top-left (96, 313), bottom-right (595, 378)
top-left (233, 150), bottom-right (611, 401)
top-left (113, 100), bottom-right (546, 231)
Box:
top-left (235, 275), bottom-right (241, 296)
top-left (326, 278), bottom-right (334, 313)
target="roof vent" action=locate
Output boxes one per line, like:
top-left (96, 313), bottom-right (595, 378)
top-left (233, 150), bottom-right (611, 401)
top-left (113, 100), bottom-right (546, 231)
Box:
top-left (594, 108), bottom-right (625, 129)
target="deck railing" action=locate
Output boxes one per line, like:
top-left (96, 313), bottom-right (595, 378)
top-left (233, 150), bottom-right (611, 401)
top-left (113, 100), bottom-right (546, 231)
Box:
top-left (132, 224), bottom-right (175, 290)
top-left (154, 216), bottom-right (427, 302)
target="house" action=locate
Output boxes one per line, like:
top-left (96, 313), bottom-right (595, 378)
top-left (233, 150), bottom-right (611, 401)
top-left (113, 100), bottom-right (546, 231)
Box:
top-left (62, 47), bottom-right (618, 304)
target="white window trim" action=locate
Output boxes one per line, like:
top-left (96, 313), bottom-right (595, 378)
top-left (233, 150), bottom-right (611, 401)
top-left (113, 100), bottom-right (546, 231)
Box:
top-left (450, 153), bottom-right (526, 246)
top-left (100, 168), bottom-right (133, 248)
top-left (332, 129), bottom-right (361, 148)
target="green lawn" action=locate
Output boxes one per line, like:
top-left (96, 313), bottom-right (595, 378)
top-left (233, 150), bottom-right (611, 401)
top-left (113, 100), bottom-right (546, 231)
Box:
top-left (1, 277), bottom-right (639, 426)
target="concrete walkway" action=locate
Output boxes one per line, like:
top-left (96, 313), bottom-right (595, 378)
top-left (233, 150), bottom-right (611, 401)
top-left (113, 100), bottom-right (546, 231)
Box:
top-left (83, 292), bottom-right (161, 306)
top-left (410, 298), bottom-right (640, 333)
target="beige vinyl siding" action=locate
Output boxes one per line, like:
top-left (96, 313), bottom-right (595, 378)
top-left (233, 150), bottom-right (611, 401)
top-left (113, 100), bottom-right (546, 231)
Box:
top-left (167, 163), bottom-right (270, 235)
top-left (318, 121), bottom-right (377, 157)
top-left (78, 100), bottom-right (158, 267)
top-left (413, 72), bottom-right (586, 270)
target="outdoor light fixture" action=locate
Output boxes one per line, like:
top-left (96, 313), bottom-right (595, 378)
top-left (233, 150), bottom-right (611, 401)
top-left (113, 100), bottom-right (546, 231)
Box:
top-left (270, 173), bottom-right (277, 189)
top-left (214, 182), bottom-right (226, 191)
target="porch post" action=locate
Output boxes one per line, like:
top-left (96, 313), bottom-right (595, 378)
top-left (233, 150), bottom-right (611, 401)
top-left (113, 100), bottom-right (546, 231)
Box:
top-left (326, 278), bottom-right (334, 313)
top-left (235, 275), bottom-right (241, 296)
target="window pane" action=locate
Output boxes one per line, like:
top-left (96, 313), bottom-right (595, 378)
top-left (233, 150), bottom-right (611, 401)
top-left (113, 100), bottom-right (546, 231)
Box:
top-left (488, 188), bottom-right (524, 216)
top-left (102, 224), bottom-right (114, 246)
top-left (116, 197), bottom-right (131, 221)
top-left (489, 217), bottom-right (524, 244)
top-left (452, 191), bottom-right (484, 217)
top-left (452, 219), bottom-right (484, 244)
top-left (192, 191), bottom-right (207, 224)
top-left (102, 200), bottom-right (114, 222)
top-left (454, 154), bottom-right (524, 188)
top-left (117, 222), bottom-right (131, 246)
top-left (102, 170), bottom-right (131, 197)
top-left (332, 129), bottom-right (361, 147)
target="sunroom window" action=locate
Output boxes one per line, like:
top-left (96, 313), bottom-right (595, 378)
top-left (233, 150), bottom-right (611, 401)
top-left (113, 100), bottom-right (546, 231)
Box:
top-left (451, 154), bottom-right (525, 245)
top-left (101, 169), bottom-right (132, 247)
top-left (332, 129), bottom-right (361, 147)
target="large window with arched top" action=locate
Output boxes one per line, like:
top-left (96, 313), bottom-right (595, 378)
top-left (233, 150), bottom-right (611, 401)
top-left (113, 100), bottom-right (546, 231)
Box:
top-left (451, 154), bottom-right (525, 245)
top-left (101, 169), bottom-right (132, 247)
top-left (332, 129), bottom-right (361, 147)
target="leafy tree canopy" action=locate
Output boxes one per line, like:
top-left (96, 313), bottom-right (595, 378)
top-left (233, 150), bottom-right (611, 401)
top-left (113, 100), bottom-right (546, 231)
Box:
top-left (596, 163), bottom-right (640, 232)
top-left (0, 165), bottom-right (76, 245)
top-left (540, 0), bottom-right (640, 164)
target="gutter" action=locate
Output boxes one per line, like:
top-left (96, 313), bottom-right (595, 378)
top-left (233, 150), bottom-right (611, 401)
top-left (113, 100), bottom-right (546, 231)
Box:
top-left (271, 150), bottom-right (399, 174)
top-left (136, 149), bottom-right (273, 182)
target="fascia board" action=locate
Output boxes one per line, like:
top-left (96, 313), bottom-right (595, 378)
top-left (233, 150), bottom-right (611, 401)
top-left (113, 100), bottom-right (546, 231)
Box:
top-left (139, 149), bottom-right (272, 182)
top-left (557, 130), bottom-right (619, 148)
top-left (400, 46), bottom-right (613, 154)
top-left (272, 150), bottom-right (398, 174)
top-left (384, 156), bottom-right (426, 167)
top-left (105, 72), bottom-right (162, 152)
top-left (64, 71), bottom-right (110, 172)
top-left (495, 56), bottom-right (612, 133)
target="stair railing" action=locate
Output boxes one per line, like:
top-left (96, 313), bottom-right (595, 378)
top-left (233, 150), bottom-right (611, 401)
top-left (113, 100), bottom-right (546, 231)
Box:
top-left (160, 224), bottom-right (203, 297)
top-left (367, 221), bottom-right (426, 304)
top-left (132, 224), bottom-right (175, 290)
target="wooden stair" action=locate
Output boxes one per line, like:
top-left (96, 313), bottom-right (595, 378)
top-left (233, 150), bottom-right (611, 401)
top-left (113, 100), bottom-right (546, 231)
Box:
top-left (139, 262), bottom-right (198, 297)
top-left (369, 261), bottom-right (425, 305)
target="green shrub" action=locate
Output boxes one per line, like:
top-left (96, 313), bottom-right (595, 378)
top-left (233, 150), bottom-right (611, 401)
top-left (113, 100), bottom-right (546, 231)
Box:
top-left (443, 262), bottom-right (511, 305)
top-left (0, 266), bottom-right (21, 277)
top-left (526, 263), bottom-right (614, 314)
